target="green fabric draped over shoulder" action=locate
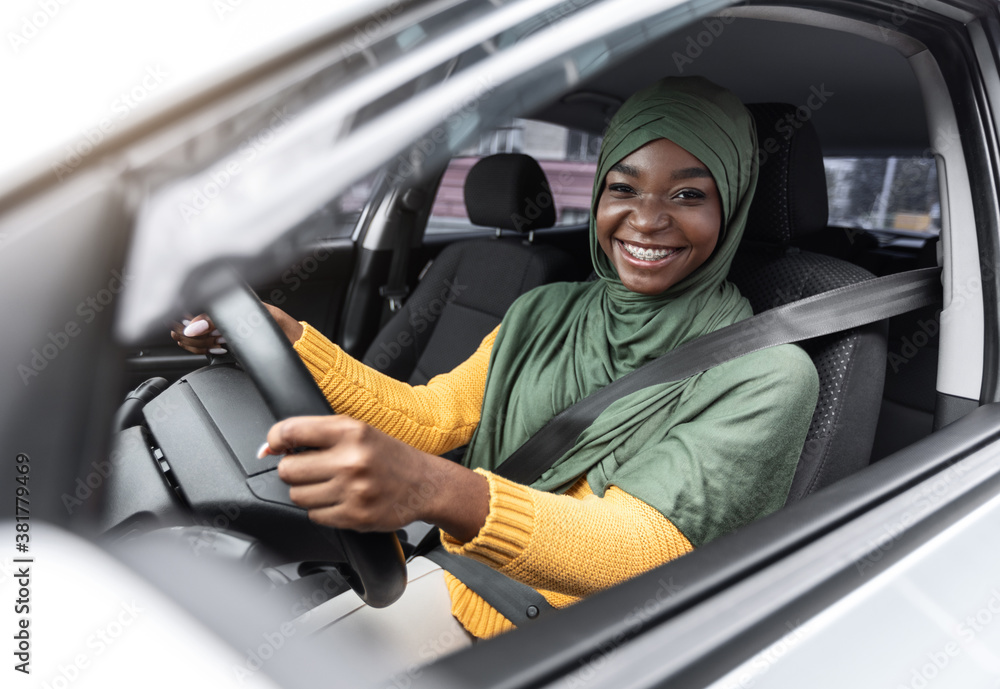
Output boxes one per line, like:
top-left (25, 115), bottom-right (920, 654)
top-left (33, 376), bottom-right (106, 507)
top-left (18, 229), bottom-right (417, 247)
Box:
top-left (463, 77), bottom-right (819, 546)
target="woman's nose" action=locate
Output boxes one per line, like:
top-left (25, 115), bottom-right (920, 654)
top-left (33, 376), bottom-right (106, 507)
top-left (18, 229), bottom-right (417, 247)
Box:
top-left (629, 198), bottom-right (671, 232)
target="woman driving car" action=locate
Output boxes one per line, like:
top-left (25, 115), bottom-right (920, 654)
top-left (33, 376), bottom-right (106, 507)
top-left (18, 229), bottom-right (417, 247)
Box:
top-left (172, 76), bottom-right (819, 642)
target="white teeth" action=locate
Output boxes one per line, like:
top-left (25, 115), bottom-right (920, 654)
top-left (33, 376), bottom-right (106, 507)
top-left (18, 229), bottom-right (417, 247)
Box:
top-left (622, 242), bottom-right (676, 261)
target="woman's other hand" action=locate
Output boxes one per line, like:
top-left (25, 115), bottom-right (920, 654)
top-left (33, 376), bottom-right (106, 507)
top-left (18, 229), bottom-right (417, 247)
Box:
top-left (170, 304), bottom-right (304, 355)
top-left (261, 303), bottom-right (305, 344)
top-left (170, 314), bottom-right (226, 355)
top-left (262, 416), bottom-right (490, 542)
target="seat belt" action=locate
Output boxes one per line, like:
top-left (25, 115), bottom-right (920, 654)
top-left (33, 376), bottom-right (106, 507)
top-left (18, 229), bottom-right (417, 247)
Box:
top-left (418, 266), bottom-right (942, 625)
top-left (421, 547), bottom-right (553, 626)
top-left (379, 189), bottom-right (426, 325)
top-left (495, 266), bottom-right (942, 485)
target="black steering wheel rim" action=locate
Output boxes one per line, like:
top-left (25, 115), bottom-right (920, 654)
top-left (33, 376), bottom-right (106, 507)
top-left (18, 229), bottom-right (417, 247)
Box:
top-left (206, 269), bottom-right (406, 608)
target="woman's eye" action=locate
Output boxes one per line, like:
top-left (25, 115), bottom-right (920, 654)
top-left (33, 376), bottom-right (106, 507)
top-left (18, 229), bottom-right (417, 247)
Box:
top-left (608, 183), bottom-right (635, 194)
top-left (676, 189), bottom-right (706, 201)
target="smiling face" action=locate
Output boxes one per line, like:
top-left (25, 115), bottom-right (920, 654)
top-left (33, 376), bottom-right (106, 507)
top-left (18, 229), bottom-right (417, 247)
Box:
top-left (596, 138), bottom-right (723, 295)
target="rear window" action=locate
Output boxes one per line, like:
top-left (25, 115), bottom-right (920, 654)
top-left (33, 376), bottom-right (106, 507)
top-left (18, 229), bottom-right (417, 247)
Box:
top-left (426, 118), bottom-right (600, 235)
top-left (824, 157), bottom-right (940, 235)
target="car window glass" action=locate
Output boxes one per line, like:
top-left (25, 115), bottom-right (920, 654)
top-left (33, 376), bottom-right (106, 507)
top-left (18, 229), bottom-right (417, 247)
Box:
top-left (824, 156), bottom-right (940, 236)
top-left (426, 118), bottom-right (601, 235)
top-left (290, 170), bottom-right (382, 240)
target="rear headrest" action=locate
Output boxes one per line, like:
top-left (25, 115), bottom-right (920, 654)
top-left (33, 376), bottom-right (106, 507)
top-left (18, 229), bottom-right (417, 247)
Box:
top-left (464, 153), bottom-right (557, 234)
top-left (744, 103), bottom-right (829, 245)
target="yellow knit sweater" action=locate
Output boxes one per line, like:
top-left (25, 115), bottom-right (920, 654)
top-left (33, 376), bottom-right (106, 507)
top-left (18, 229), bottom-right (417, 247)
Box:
top-left (293, 323), bottom-right (693, 638)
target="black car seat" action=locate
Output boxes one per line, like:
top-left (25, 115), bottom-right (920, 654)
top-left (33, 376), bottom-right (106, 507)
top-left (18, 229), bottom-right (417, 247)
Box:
top-left (361, 153), bottom-right (579, 384)
top-left (730, 103), bottom-right (889, 502)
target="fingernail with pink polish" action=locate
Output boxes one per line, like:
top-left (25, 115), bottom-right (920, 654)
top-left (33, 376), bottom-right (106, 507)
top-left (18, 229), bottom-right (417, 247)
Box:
top-left (184, 320), bottom-right (211, 337)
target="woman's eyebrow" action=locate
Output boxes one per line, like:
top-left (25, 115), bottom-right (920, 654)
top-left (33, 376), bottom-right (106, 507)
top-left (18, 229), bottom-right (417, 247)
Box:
top-left (610, 161), bottom-right (640, 177)
top-left (673, 166), bottom-right (712, 180)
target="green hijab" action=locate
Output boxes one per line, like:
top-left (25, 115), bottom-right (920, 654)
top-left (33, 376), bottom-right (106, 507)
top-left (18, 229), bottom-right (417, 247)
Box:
top-left (463, 77), bottom-right (815, 545)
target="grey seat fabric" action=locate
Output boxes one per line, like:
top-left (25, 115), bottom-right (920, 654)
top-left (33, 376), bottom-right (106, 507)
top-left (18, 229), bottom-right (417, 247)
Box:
top-left (731, 103), bottom-right (888, 502)
top-left (362, 154), bottom-right (578, 384)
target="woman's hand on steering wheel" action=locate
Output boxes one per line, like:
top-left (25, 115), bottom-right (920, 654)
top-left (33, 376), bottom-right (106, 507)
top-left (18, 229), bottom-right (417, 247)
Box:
top-left (262, 415), bottom-right (491, 543)
top-left (171, 304), bottom-right (304, 355)
top-left (170, 314), bottom-right (226, 355)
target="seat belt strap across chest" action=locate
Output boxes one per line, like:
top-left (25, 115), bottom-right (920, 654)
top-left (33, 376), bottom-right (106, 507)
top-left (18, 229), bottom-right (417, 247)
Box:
top-left (494, 266), bottom-right (942, 485)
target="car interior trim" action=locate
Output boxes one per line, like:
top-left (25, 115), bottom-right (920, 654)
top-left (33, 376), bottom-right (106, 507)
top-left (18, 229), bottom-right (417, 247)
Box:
top-left (968, 18), bottom-right (1000, 406)
top-left (911, 47), bottom-right (986, 401)
top-left (350, 169), bottom-right (390, 244)
top-left (338, 247), bottom-right (395, 356)
top-left (934, 390), bottom-right (982, 429)
top-left (942, 26), bottom-right (1000, 405)
top-left (721, 5), bottom-right (929, 55)
top-left (362, 187), bottom-right (404, 252)
top-left (971, 20), bottom-right (1000, 116)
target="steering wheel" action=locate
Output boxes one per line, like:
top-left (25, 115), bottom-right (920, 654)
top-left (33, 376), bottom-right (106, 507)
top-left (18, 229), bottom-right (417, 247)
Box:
top-left (205, 269), bottom-right (407, 608)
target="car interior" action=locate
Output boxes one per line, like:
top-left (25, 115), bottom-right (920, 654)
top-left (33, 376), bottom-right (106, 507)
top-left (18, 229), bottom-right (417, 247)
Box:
top-left (90, 1), bottom-right (996, 678)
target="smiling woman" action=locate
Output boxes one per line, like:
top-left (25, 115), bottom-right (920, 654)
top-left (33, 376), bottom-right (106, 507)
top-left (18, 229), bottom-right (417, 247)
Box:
top-left (596, 137), bottom-right (723, 295)
top-left (174, 76), bottom-right (819, 645)
top-left (8, 0), bottom-right (1000, 686)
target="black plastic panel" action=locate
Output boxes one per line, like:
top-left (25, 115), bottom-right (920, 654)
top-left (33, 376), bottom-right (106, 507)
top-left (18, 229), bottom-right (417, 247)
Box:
top-left (247, 470), bottom-right (298, 507)
top-left (935, 391), bottom-right (980, 430)
top-left (140, 365), bottom-right (345, 563)
top-left (184, 364), bottom-right (282, 477)
top-left (101, 426), bottom-right (185, 533)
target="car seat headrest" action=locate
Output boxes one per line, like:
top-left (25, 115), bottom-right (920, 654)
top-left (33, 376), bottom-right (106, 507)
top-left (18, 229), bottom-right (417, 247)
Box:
top-left (464, 153), bottom-right (557, 234)
top-left (744, 102), bottom-right (829, 245)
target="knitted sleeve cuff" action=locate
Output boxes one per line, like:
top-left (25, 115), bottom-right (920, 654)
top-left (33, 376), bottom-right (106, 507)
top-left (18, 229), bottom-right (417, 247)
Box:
top-left (441, 470), bottom-right (535, 570)
top-left (292, 321), bottom-right (343, 385)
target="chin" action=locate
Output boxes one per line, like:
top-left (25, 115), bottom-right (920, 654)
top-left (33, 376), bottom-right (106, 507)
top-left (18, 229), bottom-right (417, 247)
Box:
top-left (620, 276), bottom-right (672, 295)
